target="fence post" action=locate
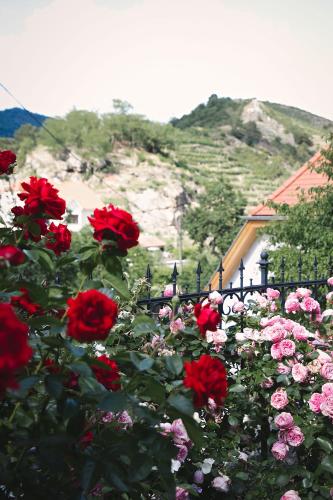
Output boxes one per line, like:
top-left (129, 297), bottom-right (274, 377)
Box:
top-left (258, 251), bottom-right (269, 286)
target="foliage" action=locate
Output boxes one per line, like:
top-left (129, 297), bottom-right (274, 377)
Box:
top-left (171, 94), bottom-right (247, 129)
top-left (0, 156), bottom-right (333, 499)
top-left (231, 120), bottom-right (262, 146)
top-left (263, 137), bottom-right (333, 279)
top-left (183, 176), bottom-right (246, 255)
top-left (39, 109), bottom-right (176, 160)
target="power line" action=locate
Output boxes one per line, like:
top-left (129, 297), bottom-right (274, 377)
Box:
top-left (0, 81), bottom-right (184, 217)
top-left (0, 81), bottom-right (82, 163)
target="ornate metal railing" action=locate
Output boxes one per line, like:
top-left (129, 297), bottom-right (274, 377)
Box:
top-left (138, 252), bottom-right (332, 316)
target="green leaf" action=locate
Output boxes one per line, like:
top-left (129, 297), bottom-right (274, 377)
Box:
top-left (130, 352), bottom-right (154, 371)
top-left (13, 376), bottom-right (39, 398)
top-left (69, 362), bottom-right (92, 377)
top-left (235, 472), bottom-right (249, 480)
top-left (80, 459), bottom-right (96, 493)
top-left (98, 392), bottom-right (128, 412)
top-left (321, 455), bottom-right (333, 474)
top-left (129, 456), bottom-right (153, 482)
top-left (65, 340), bottom-right (86, 358)
top-left (317, 437), bottom-right (333, 454)
top-left (132, 315), bottom-right (157, 336)
top-left (228, 415), bottom-right (239, 426)
top-left (45, 374), bottom-right (63, 399)
top-left (167, 394), bottom-right (194, 417)
top-left (276, 474), bottom-right (291, 487)
top-left (229, 384), bottom-right (246, 393)
top-left (105, 273), bottom-right (130, 300)
top-left (165, 355), bottom-right (184, 376)
top-left (42, 336), bottom-right (64, 348)
top-left (62, 398), bottom-right (80, 419)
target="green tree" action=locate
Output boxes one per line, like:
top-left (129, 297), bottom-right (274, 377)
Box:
top-left (183, 177), bottom-right (246, 256)
top-left (263, 137), bottom-right (333, 278)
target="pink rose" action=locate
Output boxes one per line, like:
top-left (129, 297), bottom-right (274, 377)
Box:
top-left (274, 412), bottom-right (294, 430)
top-left (163, 284), bottom-right (174, 297)
top-left (206, 329), bottom-right (227, 353)
top-left (194, 470), bottom-right (204, 484)
top-left (211, 475), bottom-right (231, 493)
top-left (277, 362), bottom-right (291, 375)
top-left (283, 319), bottom-right (296, 332)
top-left (320, 363), bottom-right (333, 380)
top-left (271, 441), bottom-right (289, 460)
top-left (266, 325), bottom-right (287, 343)
top-left (271, 389), bottom-right (288, 410)
top-left (254, 293), bottom-right (269, 308)
top-left (292, 324), bottom-right (309, 341)
top-left (286, 426), bottom-right (304, 447)
top-left (270, 302), bottom-right (278, 312)
top-left (291, 363), bottom-right (308, 383)
top-left (285, 298), bottom-right (300, 314)
top-left (175, 487), bottom-right (189, 500)
top-left (301, 297), bottom-right (320, 314)
top-left (176, 444), bottom-right (188, 462)
top-left (296, 287), bottom-right (312, 298)
top-left (159, 305), bottom-right (172, 319)
top-left (271, 342), bottom-right (283, 360)
top-left (170, 318), bottom-right (185, 334)
top-left (322, 383), bottom-right (333, 397)
top-left (233, 300), bottom-right (245, 313)
top-left (327, 277), bottom-right (333, 286)
top-left (279, 339), bottom-right (296, 357)
top-left (308, 392), bottom-right (324, 413)
top-left (261, 377), bottom-right (274, 389)
top-left (320, 395), bottom-right (333, 419)
top-left (260, 315), bottom-right (281, 327)
top-left (316, 349), bottom-right (332, 364)
top-left (280, 490), bottom-right (301, 500)
top-left (326, 291), bottom-right (333, 304)
top-left (209, 291), bottom-right (223, 304)
top-left (266, 288), bottom-right (280, 300)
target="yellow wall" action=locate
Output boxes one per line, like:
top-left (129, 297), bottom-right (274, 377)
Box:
top-left (210, 220), bottom-right (269, 289)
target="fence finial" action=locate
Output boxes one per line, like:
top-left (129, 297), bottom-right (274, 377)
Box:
top-left (258, 251), bottom-right (269, 286)
top-left (172, 263), bottom-right (178, 295)
top-left (196, 261), bottom-right (202, 293)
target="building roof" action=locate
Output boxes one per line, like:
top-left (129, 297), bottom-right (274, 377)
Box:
top-left (250, 152), bottom-right (328, 216)
top-left (55, 181), bottom-right (104, 210)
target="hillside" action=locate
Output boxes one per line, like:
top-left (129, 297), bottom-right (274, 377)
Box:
top-left (0, 107), bottom-right (48, 137)
top-left (0, 96), bottom-right (332, 250)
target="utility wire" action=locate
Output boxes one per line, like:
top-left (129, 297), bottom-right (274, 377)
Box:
top-left (0, 81), bottom-right (183, 216)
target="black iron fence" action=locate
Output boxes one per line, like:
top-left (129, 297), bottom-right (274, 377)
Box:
top-left (138, 252), bottom-right (332, 316)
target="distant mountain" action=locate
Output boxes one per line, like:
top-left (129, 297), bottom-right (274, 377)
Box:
top-left (0, 107), bottom-right (49, 137)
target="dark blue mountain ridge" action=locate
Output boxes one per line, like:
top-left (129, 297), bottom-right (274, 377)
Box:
top-left (0, 107), bottom-right (49, 137)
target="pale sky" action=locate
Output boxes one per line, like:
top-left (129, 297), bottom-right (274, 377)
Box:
top-left (0, 0), bottom-right (332, 122)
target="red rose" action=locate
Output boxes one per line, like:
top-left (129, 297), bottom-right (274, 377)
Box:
top-left (195, 303), bottom-right (221, 336)
top-left (45, 222), bottom-right (71, 255)
top-left (0, 150), bottom-right (16, 174)
top-left (66, 290), bottom-right (118, 342)
top-left (11, 205), bottom-right (48, 242)
top-left (88, 204), bottom-right (139, 252)
top-left (91, 354), bottom-right (120, 391)
top-left (11, 288), bottom-right (42, 316)
top-left (0, 245), bottom-right (25, 266)
top-left (0, 303), bottom-right (32, 394)
top-left (183, 354), bottom-right (228, 408)
top-left (18, 177), bottom-right (66, 219)
top-left (79, 430), bottom-right (94, 448)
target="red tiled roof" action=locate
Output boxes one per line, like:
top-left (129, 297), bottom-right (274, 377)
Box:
top-left (250, 152), bottom-right (328, 216)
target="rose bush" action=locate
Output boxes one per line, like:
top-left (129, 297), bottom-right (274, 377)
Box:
top-left (0, 155), bottom-right (332, 499)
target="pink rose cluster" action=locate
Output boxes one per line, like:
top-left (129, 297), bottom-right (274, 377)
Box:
top-left (206, 328), bottom-right (227, 353)
top-left (260, 315), bottom-right (311, 361)
top-left (271, 412), bottom-right (304, 461)
top-left (285, 289), bottom-right (321, 322)
top-left (160, 418), bottom-right (193, 464)
top-left (308, 383), bottom-right (333, 420)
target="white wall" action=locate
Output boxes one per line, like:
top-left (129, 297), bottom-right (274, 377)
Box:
top-left (227, 234), bottom-right (271, 288)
